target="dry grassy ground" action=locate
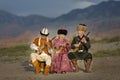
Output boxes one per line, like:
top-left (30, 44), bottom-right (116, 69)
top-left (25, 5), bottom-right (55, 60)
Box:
top-left (0, 41), bottom-right (120, 80)
top-left (0, 56), bottom-right (120, 80)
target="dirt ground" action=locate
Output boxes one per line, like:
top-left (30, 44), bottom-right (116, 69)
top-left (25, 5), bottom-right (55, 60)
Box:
top-left (0, 56), bottom-right (120, 80)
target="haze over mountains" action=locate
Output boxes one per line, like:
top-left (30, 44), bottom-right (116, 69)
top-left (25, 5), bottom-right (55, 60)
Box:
top-left (0, 0), bottom-right (120, 39)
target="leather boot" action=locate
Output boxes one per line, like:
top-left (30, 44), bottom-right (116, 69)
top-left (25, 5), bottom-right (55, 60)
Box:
top-left (44, 65), bottom-right (50, 76)
top-left (29, 60), bottom-right (33, 67)
top-left (84, 59), bottom-right (92, 73)
top-left (71, 59), bottom-right (79, 72)
top-left (32, 60), bottom-right (41, 74)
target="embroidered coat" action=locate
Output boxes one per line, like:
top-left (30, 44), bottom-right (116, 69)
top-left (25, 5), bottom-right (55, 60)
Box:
top-left (51, 37), bottom-right (73, 73)
top-left (32, 37), bottom-right (53, 55)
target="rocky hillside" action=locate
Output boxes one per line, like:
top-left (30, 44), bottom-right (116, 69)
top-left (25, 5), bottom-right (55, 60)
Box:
top-left (0, 0), bottom-right (120, 39)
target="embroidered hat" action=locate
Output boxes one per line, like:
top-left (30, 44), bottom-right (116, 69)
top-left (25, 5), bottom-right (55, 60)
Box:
top-left (40, 27), bottom-right (49, 36)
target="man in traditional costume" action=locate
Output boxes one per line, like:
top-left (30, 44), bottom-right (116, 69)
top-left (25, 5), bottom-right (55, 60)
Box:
top-left (68, 24), bottom-right (92, 72)
top-left (30, 27), bottom-right (53, 75)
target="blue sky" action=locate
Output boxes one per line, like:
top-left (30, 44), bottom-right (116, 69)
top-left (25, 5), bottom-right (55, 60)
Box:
top-left (0, 0), bottom-right (119, 17)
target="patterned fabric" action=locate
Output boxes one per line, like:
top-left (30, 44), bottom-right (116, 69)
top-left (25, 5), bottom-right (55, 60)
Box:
top-left (51, 37), bottom-right (73, 73)
top-left (33, 37), bottom-right (53, 54)
top-left (30, 37), bottom-right (53, 66)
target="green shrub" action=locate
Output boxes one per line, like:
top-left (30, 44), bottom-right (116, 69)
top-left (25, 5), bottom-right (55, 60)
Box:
top-left (0, 44), bottom-right (31, 57)
top-left (91, 36), bottom-right (120, 43)
top-left (93, 49), bottom-right (120, 57)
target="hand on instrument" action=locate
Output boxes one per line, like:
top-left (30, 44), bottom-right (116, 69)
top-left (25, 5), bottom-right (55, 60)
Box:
top-left (74, 43), bottom-right (80, 48)
top-left (38, 47), bottom-right (42, 53)
top-left (81, 37), bottom-right (87, 43)
top-left (46, 42), bottom-right (51, 49)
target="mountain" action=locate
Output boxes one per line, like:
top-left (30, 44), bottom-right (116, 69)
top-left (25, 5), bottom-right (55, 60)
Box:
top-left (0, 10), bottom-right (53, 25)
top-left (56, 0), bottom-right (120, 21)
top-left (54, 0), bottom-right (120, 28)
top-left (0, 10), bottom-right (53, 38)
top-left (0, 0), bottom-right (120, 40)
top-left (53, 0), bottom-right (120, 37)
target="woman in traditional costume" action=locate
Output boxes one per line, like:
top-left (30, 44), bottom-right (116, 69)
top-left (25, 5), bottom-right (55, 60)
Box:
top-left (51, 27), bottom-right (73, 74)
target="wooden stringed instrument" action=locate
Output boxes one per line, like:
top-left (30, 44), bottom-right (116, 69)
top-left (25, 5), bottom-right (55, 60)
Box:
top-left (74, 32), bottom-right (90, 52)
top-left (37, 36), bottom-right (56, 55)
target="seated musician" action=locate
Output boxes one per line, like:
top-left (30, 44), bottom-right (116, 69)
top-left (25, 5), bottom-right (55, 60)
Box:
top-left (30, 27), bottom-right (53, 76)
top-left (51, 27), bottom-right (73, 74)
top-left (68, 24), bottom-right (92, 72)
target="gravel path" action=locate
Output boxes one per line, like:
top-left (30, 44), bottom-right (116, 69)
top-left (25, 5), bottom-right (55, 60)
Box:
top-left (0, 56), bottom-right (120, 80)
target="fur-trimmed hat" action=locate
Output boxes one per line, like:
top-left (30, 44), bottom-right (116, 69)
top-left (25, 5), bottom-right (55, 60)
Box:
top-left (40, 27), bottom-right (49, 36)
top-left (76, 24), bottom-right (87, 32)
top-left (57, 27), bottom-right (67, 35)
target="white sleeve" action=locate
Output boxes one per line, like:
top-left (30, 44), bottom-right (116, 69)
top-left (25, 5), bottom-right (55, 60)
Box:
top-left (48, 49), bottom-right (54, 54)
top-left (30, 43), bottom-right (39, 50)
top-left (48, 49), bottom-right (54, 57)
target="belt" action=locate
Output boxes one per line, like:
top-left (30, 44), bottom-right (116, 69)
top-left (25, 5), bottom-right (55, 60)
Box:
top-left (78, 50), bottom-right (83, 52)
